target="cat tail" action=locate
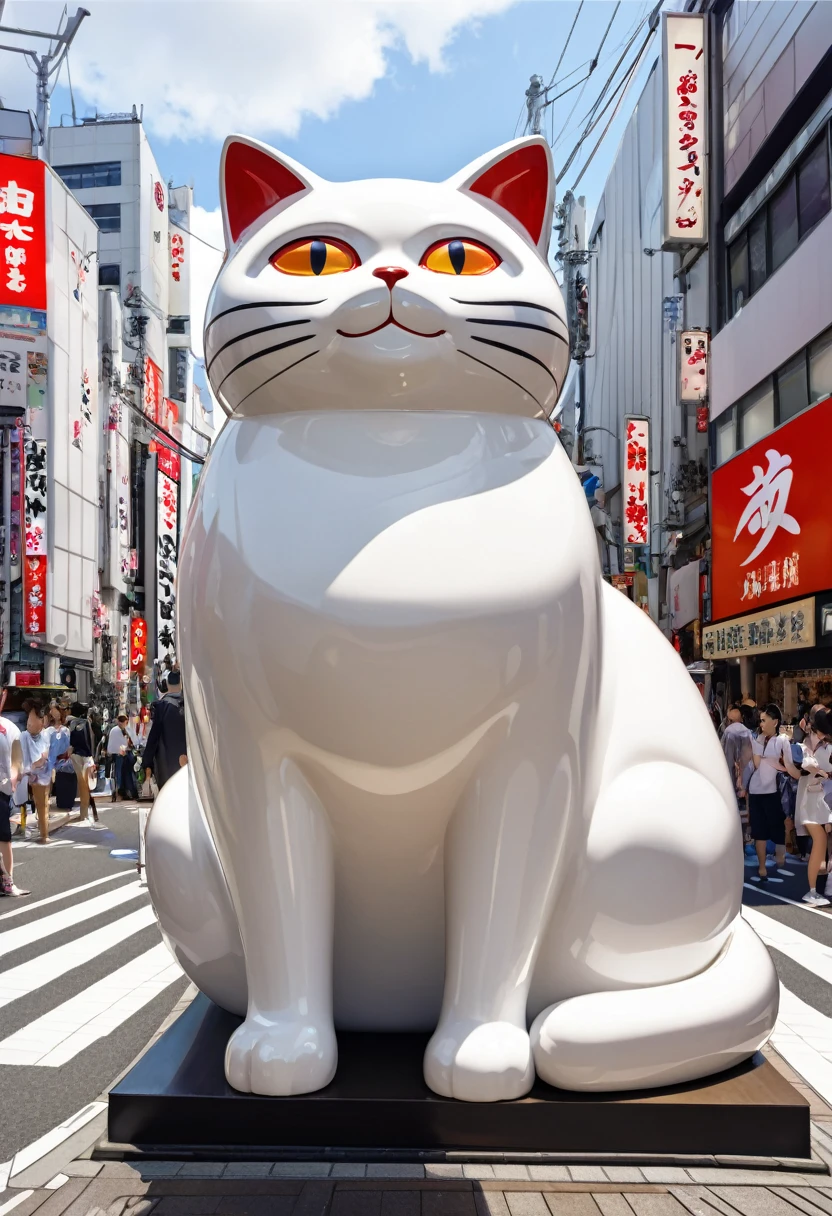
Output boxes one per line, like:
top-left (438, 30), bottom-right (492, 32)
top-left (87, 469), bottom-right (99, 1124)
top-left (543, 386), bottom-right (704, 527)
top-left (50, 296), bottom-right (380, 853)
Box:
top-left (145, 765), bottom-right (248, 1016)
top-left (530, 915), bottom-right (778, 1091)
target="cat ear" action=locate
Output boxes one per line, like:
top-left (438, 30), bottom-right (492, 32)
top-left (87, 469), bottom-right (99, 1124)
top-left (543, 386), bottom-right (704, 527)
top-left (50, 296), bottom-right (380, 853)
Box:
top-left (450, 136), bottom-right (554, 255)
top-left (220, 136), bottom-right (320, 247)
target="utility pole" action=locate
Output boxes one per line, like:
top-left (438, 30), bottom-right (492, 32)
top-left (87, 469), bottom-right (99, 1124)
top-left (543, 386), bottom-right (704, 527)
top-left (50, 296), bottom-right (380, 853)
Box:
top-left (524, 75), bottom-right (546, 135)
top-left (0, 8), bottom-right (89, 156)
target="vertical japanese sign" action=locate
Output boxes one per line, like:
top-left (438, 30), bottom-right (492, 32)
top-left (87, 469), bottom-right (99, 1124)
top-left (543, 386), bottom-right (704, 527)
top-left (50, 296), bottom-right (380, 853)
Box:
top-left (23, 555), bottom-right (46, 636)
top-left (623, 416), bottom-right (650, 546)
top-left (157, 472), bottom-right (178, 668)
top-left (130, 616), bottom-right (148, 674)
top-left (662, 13), bottom-right (707, 248)
top-left (143, 356), bottom-right (164, 426)
top-left (23, 438), bottom-right (47, 555)
top-left (168, 185), bottom-right (191, 318)
top-left (0, 155), bottom-right (46, 310)
top-left (0, 308), bottom-right (47, 417)
top-left (119, 616), bottom-right (130, 683)
top-left (156, 443), bottom-right (180, 481)
top-left (680, 330), bottom-right (709, 401)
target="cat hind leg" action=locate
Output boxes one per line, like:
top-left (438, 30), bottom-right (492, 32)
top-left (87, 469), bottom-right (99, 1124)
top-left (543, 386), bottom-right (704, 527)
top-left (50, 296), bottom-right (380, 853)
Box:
top-left (531, 915), bottom-right (778, 1091)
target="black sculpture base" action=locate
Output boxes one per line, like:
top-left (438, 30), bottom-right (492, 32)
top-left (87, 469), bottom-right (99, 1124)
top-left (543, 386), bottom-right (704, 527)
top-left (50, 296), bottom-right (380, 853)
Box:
top-left (109, 995), bottom-right (809, 1159)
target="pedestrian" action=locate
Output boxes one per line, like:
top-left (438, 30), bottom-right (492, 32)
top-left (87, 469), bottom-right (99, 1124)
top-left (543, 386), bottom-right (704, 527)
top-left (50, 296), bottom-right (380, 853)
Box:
top-left (68, 702), bottom-right (99, 823)
top-left (142, 669), bottom-right (187, 791)
top-left (722, 704), bottom-right (755, 842)
top-left (107, 714), bottom-right (138, 802)
top-left (0, 710), bottom-right (28, 896)
top-left (47, 703), bottom-right (76, 811)
top-left (795, 707), bottom-right (832, 907)
top-left (748, 703), bottom-right (803, 883)
top-left (20, 704), bottom-right (53, 843)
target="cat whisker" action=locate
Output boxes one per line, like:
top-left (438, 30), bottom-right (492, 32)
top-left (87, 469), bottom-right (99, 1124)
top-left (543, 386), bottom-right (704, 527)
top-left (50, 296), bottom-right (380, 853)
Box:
top-left (205, 299), bottom-right (326, 335)
top-left (466, 318), bottom-right (568, 347)
top-left (459, 350), bottom-right (542, 409)
top-left (217, 334), bottom-right (317, 394)
top-left (206, 319), bottom-right (312, 376)
top-left (453, 298), bottom-right (568, 335)
top-left (233, 349), bottom-right (321, 411)
top-left (470, 335), bottom-right (560, 390)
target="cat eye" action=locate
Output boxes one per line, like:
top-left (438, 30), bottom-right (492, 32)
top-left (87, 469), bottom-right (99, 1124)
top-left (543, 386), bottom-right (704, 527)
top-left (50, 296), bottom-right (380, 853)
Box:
top-left (421, 239), bottom-right (500, 276)
top-left (270, 238), bottom-right (359, 276)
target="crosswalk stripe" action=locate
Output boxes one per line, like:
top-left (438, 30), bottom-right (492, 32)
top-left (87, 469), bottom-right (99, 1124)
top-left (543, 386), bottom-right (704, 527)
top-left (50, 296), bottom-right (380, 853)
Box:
top-left (0, 943), bottom-right (182, 1067)
top-left (0, 906), bottom-right (156, 1007)
top-left (772, 983), bottom-right (832, 1108)
top-left (0, 870), bottom-right (135, 922)
top-left (743, 904), bottom-right (832, 985)
top-left (0, 880), bottom-right (142, 959)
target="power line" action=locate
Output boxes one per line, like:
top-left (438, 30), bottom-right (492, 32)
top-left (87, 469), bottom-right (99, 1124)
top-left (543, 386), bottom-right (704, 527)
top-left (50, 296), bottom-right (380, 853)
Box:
top-left (169, 217), bottom-right (224, 254)
top-left (550, 2), bottom-right (620, 151)
top-left (546, 0), bottom-right (584, 89)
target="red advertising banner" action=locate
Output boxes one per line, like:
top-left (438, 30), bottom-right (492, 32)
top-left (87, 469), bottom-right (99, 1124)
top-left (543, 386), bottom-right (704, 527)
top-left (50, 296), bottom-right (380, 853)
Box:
top-left (130, 616), bottom-right (148, 673)
top-left (711, 395), bottom-right (832, 621)
top-left (156, 442), bottom-right (180, 482)
top-left (144, 357), bottom-right (164, 425)
top-left (23, 554), bottom-right (46, 636)
top-left (0, 155), bottom-right (47, 311)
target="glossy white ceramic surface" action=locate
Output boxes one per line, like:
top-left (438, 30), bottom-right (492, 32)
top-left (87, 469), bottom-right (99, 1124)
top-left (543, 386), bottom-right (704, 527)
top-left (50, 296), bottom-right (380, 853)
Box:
top-left (145, 135), bottom-right (778, 1102)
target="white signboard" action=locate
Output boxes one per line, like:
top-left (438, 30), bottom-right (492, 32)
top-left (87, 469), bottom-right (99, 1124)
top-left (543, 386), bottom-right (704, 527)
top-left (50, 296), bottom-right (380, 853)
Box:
top-left (662, 13), bottom-right (708, 248)
top-left (680, 330), bottom-right (709, 402)
top-left (23, 437), bottom-right (47, 555)
top-left (669, 559), bottom-right (700, 631)
top-left (168, 185), bottom-right (191, 319)
top-left (623, 416), bottom-right (650, 547)
top-left (156, 471), bottom-right (178, 667)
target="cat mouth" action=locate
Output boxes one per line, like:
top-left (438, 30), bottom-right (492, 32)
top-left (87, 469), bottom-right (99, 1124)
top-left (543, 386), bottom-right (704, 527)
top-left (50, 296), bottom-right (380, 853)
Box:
top-left (337, 314), bottom-right (446, 339)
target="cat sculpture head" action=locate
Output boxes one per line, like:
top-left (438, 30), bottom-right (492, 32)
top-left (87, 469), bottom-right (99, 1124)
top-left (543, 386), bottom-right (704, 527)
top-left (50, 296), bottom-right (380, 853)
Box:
top-left (205, 135), bottom-right (569, 420)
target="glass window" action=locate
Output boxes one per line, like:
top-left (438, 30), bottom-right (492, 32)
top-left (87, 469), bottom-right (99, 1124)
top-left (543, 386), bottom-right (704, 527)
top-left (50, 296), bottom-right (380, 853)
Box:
top-left (769, 175), bottom-right (798, 271)
top-left (810, 327), bottom-right (832, 404)
top-left (98, 263), bottom-right (120, 287)
top-left (715, 408), bottom-right (736, 465)
top-left (738, 380), bottom-right (775, 448)
top-left (84, 203), bottom-right (120, 233)
top-left (798, 136), bottom-right (831, 239)
top-left (54, 161), bottom-right (121, 190)
top-left (777, 352), bottom-right (809, 423)
top-left (728, 232), bottom-right (748, 317)
top-left (748, 209), bottom-right (767, 295)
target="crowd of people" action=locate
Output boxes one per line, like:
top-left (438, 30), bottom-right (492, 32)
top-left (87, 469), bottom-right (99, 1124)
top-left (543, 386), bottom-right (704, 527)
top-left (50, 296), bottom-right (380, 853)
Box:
top-left (0, 668), bottom-right (188, 900)
top-left (720, 695), bottom-right (832, 907)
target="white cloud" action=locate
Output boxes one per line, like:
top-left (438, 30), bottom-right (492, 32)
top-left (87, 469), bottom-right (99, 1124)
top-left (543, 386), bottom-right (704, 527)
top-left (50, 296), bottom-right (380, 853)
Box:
top-left (2, 1), bottom-right (516, 143)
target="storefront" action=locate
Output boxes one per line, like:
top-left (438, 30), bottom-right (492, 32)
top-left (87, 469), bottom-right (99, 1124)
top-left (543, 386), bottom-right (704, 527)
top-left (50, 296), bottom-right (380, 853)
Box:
top-left (709, 395), bottom-right (832, 713)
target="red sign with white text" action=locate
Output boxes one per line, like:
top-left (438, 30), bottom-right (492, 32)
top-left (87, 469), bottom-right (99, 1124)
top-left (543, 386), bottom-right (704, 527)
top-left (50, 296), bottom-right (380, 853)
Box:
top-left (156, 443), bottom-right (180, 481)
top-left (23, 554), bottom-right (47, 636)
top-left (144, 357), bottom-right (164, 425)
top-left (711, 395), bottom-right (832, 621)
top-left (0, 155), bottom-right (47, 311)
top-left (130, 616), bottom-right (148, 672)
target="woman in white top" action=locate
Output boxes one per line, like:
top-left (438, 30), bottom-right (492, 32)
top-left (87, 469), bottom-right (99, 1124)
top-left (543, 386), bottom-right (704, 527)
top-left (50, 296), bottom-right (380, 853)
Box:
top-left (795, 707), bottom-right (832, 907)
top-left (20, 704), bottom-right (53, 843)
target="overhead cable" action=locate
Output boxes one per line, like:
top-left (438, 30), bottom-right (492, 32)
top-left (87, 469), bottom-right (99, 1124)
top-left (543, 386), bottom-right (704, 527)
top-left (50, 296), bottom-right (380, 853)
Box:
top-left (546, 0), bottom-right (584, 89)
top-left (550, 1), bottom-right (620, 149)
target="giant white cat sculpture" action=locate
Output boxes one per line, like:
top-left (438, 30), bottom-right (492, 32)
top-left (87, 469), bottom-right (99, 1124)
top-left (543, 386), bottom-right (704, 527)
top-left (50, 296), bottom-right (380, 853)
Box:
top-left (146, 134), bottom-right (778, 1103)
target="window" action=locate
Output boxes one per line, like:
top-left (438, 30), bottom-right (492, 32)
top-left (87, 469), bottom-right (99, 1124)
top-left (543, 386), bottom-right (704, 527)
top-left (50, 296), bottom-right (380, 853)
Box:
top-left (810, 329), bottom-right (832, 404)
top-left (748, 209), bottom-right (767, 296)
top-left (715, 408), bottom-right (737, 465)
top-left (84, 203), bottom-right (120, 233)
top-left (728, 234), bottom-right (748, 316)
top-left (98, 263), bottom-right (120, 287)
top-left (54, 161), bottom-right (121, 190)
top-left (797, 136), bottom-right (831, 238)
top-left (769, 175), bottom-right (798, 272)
top-left (776, 352), bottom-right (809, 423)
top-left (737, 380), bottom-right (774, 448)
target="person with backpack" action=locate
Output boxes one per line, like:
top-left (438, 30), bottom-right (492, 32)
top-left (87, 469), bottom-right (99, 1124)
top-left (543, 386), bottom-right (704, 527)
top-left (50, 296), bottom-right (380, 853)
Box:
top-left (68, 703), bottom-right (99, 823)
top-left (142, 669), bottom-right (187, 791)
top-left (748, 704), bottom-right (803, 884)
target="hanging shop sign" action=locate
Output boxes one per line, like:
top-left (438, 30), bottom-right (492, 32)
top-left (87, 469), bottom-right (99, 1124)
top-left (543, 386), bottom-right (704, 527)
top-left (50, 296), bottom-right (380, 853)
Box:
top-left (119, 615), bottom-right (130, 682)
top-left (662, 12), bottom-right (707, 248)
top-left (669, 559), bottom-right (700, 631)
top-left (680, 330), bottom-right (709, 402)
top-left (157, 471), bottom-right (178, 668)
top-left (696, 404), bottom-right (709, 433)
top-left (702, 596), bottom-right (815, 660)
top-left (711, 394), bottom-right (832, 620)
top-left (168, 185), bottom-right (191, 318)
top-left (23, 555), bottom-right (46, 637)
top-left (130, 616), bottom-right (148, 673)
top-left (156, 442), bottom-right (180, 482)
top-left (143, 356), bottom-right (164, 427)
top-left (0, 306), bottom-right (47, 418)
top-left (0, 154), bottom-right (47, 311)
top-left (23, 438), bottom-right (47, 555)
top-left (622, 415), bottom-right (650, 546)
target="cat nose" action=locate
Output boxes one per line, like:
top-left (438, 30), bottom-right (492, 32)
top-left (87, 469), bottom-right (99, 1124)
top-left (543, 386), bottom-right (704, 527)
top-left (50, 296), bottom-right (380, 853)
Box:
top-left (373, 266), bottom-right (409, 290)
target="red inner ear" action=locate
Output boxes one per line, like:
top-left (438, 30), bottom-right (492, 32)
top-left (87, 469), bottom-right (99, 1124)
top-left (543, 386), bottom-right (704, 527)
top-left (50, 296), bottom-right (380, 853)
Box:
top-left (467, 144), bottom-right (549, 246)
top-left (224, 141), bottom-right (307, 244)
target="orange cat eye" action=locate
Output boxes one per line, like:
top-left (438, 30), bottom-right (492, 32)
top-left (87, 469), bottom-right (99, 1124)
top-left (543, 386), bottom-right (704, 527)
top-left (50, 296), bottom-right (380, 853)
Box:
top-left (421, 239), bottom-right (500, 276)
top-left (271, 238), bottom-right (359, 276)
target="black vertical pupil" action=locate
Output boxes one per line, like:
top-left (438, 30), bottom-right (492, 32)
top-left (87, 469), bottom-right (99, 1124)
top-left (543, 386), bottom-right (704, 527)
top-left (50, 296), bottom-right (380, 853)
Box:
top-left (448, 240), bottom-right (466, 274)
top-left (310, 240), bottom-right (327, 275)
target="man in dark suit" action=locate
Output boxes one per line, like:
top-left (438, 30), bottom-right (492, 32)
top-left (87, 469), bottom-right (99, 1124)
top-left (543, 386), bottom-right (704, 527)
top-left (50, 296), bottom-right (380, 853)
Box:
top-left (143, 669), bottom-right (187, 790)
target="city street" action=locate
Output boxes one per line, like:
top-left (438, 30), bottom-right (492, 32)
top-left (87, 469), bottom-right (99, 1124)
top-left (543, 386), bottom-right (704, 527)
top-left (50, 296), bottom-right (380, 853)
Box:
top-left (0, 804), bottom-right (188, 1161)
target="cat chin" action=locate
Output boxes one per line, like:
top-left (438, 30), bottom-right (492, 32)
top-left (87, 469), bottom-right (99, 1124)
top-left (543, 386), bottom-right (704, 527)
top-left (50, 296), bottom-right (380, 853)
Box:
top-left (330, 330), bottom-right (459, 394)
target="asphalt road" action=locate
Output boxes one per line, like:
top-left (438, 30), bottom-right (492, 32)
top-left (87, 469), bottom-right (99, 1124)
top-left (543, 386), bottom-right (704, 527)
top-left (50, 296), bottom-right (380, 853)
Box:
top-left (0, 801), bottom-right (188, 1161)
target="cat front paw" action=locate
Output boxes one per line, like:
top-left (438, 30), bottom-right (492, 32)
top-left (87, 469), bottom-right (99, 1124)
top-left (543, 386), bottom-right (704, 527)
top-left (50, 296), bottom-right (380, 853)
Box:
top-left (225, 1014), bottom-right (337, 1096)
top-left (424, 1017), bottom-right (534, 1102)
